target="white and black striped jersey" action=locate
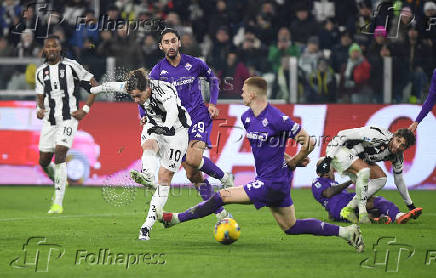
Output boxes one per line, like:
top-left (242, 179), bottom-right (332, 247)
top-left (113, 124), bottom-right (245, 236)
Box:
top-left (327, 126), bottom-right (404, 174)
top-left (140, 79), bottom-right (191, 129)
top-left (36, 58), bottom-right (94, 125)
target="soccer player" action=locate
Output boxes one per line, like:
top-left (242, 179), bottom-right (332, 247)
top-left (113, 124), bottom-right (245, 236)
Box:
top-left (312, 158), bottom-right (419, 224)
top-left (156, 77), bottom-right (364, 252)
top-left (91, 69), bottom-right (191, 240)
top-left (321, 126), bottom-right (422, 224)
top-left (409, 69), bottom-right (436, 132)
top-left (36, 35), bottom-right (98, 213)
top-left (130, 28), bottom-right (233, 220)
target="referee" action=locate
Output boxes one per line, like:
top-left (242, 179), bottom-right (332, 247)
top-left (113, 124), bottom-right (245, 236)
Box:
top-left (36, 35), bottom-right (98, 213)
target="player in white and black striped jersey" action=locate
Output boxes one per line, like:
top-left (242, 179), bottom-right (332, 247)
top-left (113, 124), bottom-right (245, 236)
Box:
top-left (91, 68), bottom-right (191, 240)
top-left (36, 35), bottom-right (99, 214)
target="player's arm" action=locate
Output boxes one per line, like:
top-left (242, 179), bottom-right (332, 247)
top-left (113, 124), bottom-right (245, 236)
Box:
top-left (70, 61), bottom-right (99, 120)
top-left (200, 59), bottom-right (220, 119)
top-left (391, 154), bottom-right (415, 209)
top-left (326, 127), bottom-right (370, 158)
top-left (410, 70), bottom-right (436, 131)
top-left (147, 83), bottom-right (179, 136)
top-left (286, 129), bottom-right (315, 169)
top-left (322, 180), bottom-right (353, 198)
top-left (35, 70), bottom-right (45, 119)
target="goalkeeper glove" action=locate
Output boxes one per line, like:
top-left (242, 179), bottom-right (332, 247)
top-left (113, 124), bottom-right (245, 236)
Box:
top-left (147, 126), bottom-right (175, 136)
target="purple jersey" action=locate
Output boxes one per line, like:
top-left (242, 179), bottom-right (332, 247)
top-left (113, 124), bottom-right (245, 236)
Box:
top-left (149, 54), bottom-right (219, 121)
top-left (311, 177), bottom-right (355, 221)
top-left (416, 69), bottom-right (436, 123)
top-left (241, 104), bottom-right (301, 179)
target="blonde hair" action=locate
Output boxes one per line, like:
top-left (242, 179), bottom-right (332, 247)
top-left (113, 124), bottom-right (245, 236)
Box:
top-left (244, 77), bottom-right (267, 96)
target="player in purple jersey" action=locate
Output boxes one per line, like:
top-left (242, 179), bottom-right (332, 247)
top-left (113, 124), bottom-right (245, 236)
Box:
top-left (409, 69), bottom-right (436, 132)
top-left (312, 158), bottom-right (417, 224)
top-left (154, 77), bottom-right (364, 252)
top-left (133, 28), bottom-right (234, 221)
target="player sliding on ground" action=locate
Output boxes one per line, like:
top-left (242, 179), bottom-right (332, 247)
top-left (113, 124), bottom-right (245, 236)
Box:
top-left (312, 158), bottom-right (420, 224)
top-left (91, 69), bottom-right (191, 240)
top-left (137, 28), bottom-right (233, 221)
top-left (36, 35), bottom-right (99, 213)
top-left (156, 77), bottom-right (364, 252)
top-left (319, 126), bottom-right (422, 224)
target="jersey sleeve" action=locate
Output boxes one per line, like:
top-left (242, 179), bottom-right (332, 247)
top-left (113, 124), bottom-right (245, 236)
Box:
top-left (198, 59), bottom-right (219, 105)
top-left (327, 126), bottom-right (374, 157)
top-left (138, 104), bottom-right (146, 118)
top-left (69, 60), bottom-right (94, 82)
top-left (311, 179), bottom-right (329, 201)
top-left (392, 152), bottom-right (404, 174)
top-left (35, 69), bottom-right (44, 95)
top-left (273, 114), bottom-right (301, 139)
top-left (149, 63), bottom-right (160, 80)
top-left (155, 81), bottom-right (179, 129)
top-left (416, 70), bottom-right (436, 123)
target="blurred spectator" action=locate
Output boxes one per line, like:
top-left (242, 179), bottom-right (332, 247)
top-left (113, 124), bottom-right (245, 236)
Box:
top-left (207, 26), bottom-right (234, 72)
top-left (272, 55), bottom-right (291, 101)
top-left (0, 36), bottom-right (16, 88)
top-left (290, 4), bottom-right (319, 45)
top-left (251, 1), bottom-right (276, 46)
top-left (17, 29), bottom-right (39, 57)
top-left (111, 24), bottom-right (143, 70)
top-left (333, 0), bottom-right (358, 31)
top-left (388, 6), bottom-right (414, 43)
top-left (0, 36), bottom-right (15, 56)
top-left (240, 28), bottom-right (268, 75)
top-left (181, 33), bottom-right (201, 58)
top-left (299, 36), bottom-right (322, 81)
top-left (318, 18), bottom-right (339, 51)
top-left (96, 30), bottom-right (115, 57)
top-left (70, 10), bottom-right (100, 57)
top-left (208, 0), bottom-right (231, 39)
top-left (218, 49), bottom-right (251, 99)
top-left (313, 0), bottom-right (336, 22)
top-left (353, 2), bottom-right (373, 35)
top-left (307, 58), bottom-right (337, 103)
top-left (116, 0), bottom-right (136, 21)
top-left (367, 31), bottom-right (387, 103)
top-left (52, 26), bottom-right (74, 59)
top-left (141, 34), bottom-right (162, 69)
top-left (268, 27), bottom-right (300, 72)
top-left (340, 43), bottom-right (371, 103)
top-left (188, 0), bottom-right (207, 43)
top-left (0, 0), bottom-right (21, 37)
top-left (63, 0), bottom-right (87, 25)
top-left (331, 30), bottom-right (352, 72)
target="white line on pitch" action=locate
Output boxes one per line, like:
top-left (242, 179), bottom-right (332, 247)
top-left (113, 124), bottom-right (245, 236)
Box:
top-left (0, 212), bottom-right (139, 222)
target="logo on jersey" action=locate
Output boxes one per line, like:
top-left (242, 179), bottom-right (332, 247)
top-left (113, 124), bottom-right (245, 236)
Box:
top-left (169, 163), bottom-right (176, 169)
top-left (194, 133), bottom-right (202, 139)
top-left (262, 118), bottom-right (268, 127)
top-left (282, 116), bottom-right (289, 121)
top-left (59, 69), bottom-right (65, 78)
top-left (160, 70), bottom-right (168, 75)
top-left (184, 63), bottom-right (192, 71)
top-left (244, 117), bottom-right (250, 123)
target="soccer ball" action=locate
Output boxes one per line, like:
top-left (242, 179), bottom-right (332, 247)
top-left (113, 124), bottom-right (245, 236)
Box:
top-left (213, 218), bottom-right (240, 245)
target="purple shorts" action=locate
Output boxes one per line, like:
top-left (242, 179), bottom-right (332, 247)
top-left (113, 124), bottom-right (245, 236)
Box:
top-left (243, 178), bottom-right (293, 209)
top-left (329, 193), bottom-right (355, 221)
top-left (188, 114), bottom-right (213, 146)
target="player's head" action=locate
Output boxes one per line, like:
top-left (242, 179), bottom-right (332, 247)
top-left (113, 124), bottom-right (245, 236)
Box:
top-left (316, 156), bottom-right (334, 179)
top-left (241, 77), bottom-right (267, 106)
top-left (159, 28), bottom-right (181, 60)
top-left (42, 35), bottom-right (62, 63)
top-left (389, 128), bottom-right (416, 153)
top-left (126, 68), bottom-right (151, 104)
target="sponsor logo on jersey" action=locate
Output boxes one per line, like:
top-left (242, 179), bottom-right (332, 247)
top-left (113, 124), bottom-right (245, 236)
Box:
top-left (194, 133), bottom-right (202, 138)
top-left (185, 63), bottom-right (192, 71)
top-left (171, 77), bottom-right (195, 87)
top-left (262, 118), bottom-right (268, 127)
top-left (246, 132), bottom-right (268, 141)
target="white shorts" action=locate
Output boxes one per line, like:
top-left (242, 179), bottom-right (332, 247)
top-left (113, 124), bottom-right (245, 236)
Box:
top-left (39, 118), bottom-right (78, 153)
top-left (327, 146), bottom-right (359, 175)
top-left (141, 124), bottom-right (189, 173)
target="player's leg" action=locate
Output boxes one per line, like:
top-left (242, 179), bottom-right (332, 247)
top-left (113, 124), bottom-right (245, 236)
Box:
top-left (39, 151), bottom-right (54, 181)
top-left (368, 196), bottom-right (413, 224)
top-left (272, 206), bottom-right (364, 252)
top-left (157, 186), bottom-right (251, 228)
top-left (38, 120), bottom-right (56, 181)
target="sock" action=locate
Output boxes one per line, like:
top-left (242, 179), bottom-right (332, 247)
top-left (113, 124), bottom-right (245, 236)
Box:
top-left (143, 185), bottom-right (170, 229)
top-left (199, 157), bottom-right (225, 180)
top-left (195, 180), bottom-right (224, 214)
top-left (142, 149), bottom-right (158, 177)
top-left (53, 162), bottom-right (67, 206)
top-left (367, 177), bottom-right (387, 197)
top-left (178, 192), bottom-right (224, 223)
top-left (285, 219), bottom-right (339, 236)
top-left (355, 168), bottom-right (370, 214)
top-left (373, 196), bottom-right (399, 221)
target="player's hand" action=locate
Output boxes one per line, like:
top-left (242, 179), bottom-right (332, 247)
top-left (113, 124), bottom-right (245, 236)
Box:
top-left (140, 116), bottom-right (147, 126)
top-left (36, 109), bottom-right (45, 120)
top-left (71, 110), bottom-right (87, 121)
top-left (147, 126), bottom-right (175, 136)
top-left (408, 122), bottom-right (418, 132)
top-left (208, 104), bottom-right (219, 119)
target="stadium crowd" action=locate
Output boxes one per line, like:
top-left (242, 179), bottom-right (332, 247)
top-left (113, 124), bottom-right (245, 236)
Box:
top-left (0, 0), bottom-right (436, 103)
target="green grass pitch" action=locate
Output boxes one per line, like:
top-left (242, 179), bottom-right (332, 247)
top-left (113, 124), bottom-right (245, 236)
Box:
top-left (0, 186), bottom-right (435, 278)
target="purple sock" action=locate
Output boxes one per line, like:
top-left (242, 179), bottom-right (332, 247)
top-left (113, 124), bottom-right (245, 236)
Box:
top-left (195, 180), bottom-right (224, 214)
top-left (373, 196), bottom-right (399, 221)
top-left (200, 156), bottom-right (224, 180)
top-left (178, 192), bottom-right (225, 223)
top-left (285, 219), bottom-right (339, 236)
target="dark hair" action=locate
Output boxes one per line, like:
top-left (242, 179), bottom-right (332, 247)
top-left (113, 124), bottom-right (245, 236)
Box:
top-left (42, 35), bottom-right (64, 61)
top-left (160, 28), bottom-right (180, 42)
top-left (126, 69), bottom-right (148, 93)
top-left (394, 128), bottom-right (416, 148)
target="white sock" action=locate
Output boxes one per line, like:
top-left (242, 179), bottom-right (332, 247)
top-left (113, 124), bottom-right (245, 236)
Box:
top-left (338, 226), bottom-right (346, 239)
top-left (367, 177), bottom-right (387, 197)
top-left (395, 212), bottom-right (405, 220)
top-left (142, 149), bottom-right (158, 178)
top-left (142, 185), bottom-right (170, 229)
top-left (356, 168), bottom-right (370, 214)
top-left (53, 162), bottom-right (67, 206)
